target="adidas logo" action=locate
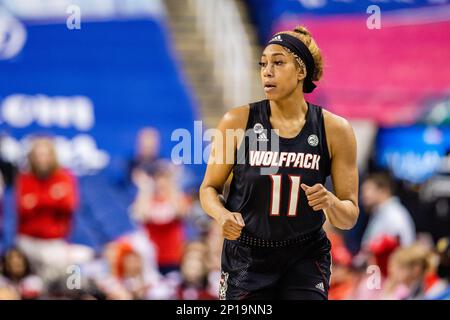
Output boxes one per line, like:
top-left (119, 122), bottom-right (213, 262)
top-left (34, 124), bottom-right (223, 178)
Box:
top-left (271, 35), bottom-right (282, 42)
top-left (315, 282), bottom-right (325, 292)
top-left (257, 132), bottom-right (269, 142)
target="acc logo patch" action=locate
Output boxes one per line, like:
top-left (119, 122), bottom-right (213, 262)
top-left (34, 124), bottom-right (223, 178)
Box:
top-left (253, 123), bottom-right (264, 134)
top-left (307, 134), bottom-right (319, 147)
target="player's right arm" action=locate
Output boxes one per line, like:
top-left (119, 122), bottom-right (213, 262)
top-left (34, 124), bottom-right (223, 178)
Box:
top-left (199, 105), bottom-right (249, 240)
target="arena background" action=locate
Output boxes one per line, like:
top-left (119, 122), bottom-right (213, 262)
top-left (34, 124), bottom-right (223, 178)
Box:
top-left (0, 0), bottom-right (449, 300)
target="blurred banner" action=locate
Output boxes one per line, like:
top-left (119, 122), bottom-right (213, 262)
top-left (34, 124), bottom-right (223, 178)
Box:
top-left (0, 0), bottom-right (202, 249)
top-left (377, 126), bottom-right (450, 183)
top-left (0, 0), bottom-right (199, 178)
top-left (248, 0), bottom-right (450, 42)
top-left (247, 0), bottom-right (450, 126)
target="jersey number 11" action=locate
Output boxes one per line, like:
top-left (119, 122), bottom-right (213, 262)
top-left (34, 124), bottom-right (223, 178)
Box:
top-left (269, 174), bottom-right (301, 217)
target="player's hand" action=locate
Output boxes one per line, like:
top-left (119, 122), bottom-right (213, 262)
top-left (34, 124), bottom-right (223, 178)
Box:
top-left (301, 183), bottom-right (335, 211)
top-left (218, 210), bottom-right (245, 240)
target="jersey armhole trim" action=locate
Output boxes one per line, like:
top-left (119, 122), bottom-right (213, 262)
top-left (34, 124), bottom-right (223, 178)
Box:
top-left (320, 108), bottom-right (332, 177)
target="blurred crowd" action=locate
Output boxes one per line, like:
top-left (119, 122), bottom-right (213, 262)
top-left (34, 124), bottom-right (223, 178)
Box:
top-left (0, 129), bottom-right (222, 300)
top-left (326, 170), bottom-right (450, 300)
top-left (0, 128), bottom-right (449, 300)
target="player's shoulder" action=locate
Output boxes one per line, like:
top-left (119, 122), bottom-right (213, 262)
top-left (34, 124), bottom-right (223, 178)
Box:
top-left (322, 109), bottom-right (356, 156)
top-left (219, 104), bottom-right (250, 131)
top-left (322, 108), bottom-right (353, 134)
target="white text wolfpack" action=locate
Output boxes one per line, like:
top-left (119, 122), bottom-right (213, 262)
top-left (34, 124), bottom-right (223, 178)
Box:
top-left (249, 151), bottom-right (320, 170)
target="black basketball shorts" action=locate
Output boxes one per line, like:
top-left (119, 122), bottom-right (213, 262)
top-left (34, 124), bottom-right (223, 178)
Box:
top-left (220, 228), bottom-right (332, 300)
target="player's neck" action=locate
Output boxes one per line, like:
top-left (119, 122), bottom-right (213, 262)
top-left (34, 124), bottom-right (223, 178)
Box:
top-left (269, 89), bottom-right (307, 122)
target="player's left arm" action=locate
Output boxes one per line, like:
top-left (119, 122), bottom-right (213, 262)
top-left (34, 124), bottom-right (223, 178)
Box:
top-left (301, 112), bottom-right (359, 230)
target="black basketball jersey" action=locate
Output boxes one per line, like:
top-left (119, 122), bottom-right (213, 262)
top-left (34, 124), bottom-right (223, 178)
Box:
top-left (225, 99), bottom-right (331, 241)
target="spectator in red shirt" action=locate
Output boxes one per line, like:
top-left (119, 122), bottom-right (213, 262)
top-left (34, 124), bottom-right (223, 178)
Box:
top-left (17, 138), bottom-right (77, 239)
top-left (15, 137), bottom-right (93, 284)
top-left (131, 160), bottom-right (189, 275)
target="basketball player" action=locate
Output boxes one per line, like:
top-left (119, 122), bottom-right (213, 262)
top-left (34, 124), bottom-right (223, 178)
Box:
top-left (199, 26), bottom-right (359, 300)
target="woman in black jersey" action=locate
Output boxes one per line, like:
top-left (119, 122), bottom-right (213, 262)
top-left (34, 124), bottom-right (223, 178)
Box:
top-left (199, 26), bottom-right (359, 300)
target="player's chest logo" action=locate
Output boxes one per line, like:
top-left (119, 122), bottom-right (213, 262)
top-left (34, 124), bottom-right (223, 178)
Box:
top-left (308, 134), bottom-right (319, 147)
top-left (253, 123), bottom-right (268, 142)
